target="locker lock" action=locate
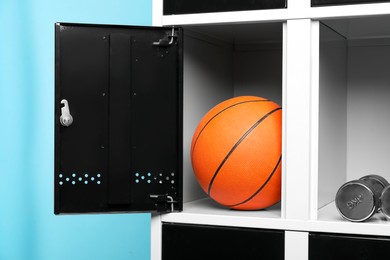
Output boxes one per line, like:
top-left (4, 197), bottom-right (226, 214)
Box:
top-left (60, 99), bottom-right (73, 127)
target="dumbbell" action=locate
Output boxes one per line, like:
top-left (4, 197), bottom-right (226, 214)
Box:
top-left (335, 174), bottom-right (389, 222)
top-left (380, 185), bottom-right (390, 220)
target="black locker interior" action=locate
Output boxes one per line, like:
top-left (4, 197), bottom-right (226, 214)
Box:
top-left (55, 23), bottom-right (183, 214)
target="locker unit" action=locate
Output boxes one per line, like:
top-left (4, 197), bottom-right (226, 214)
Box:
top-left (152, 1), bottom-right (390, 259)
top-left (55, 0), bottom-right (390, 259)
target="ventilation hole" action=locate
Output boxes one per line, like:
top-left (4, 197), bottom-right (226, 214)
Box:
top-left (85, 174), bottom-right (88, 178)
top-left (97, 181), bottom-right (101, 185)
top-left (171, 180), bottom-right (175, 184)
top-left (79, 177), bottom-right (82, 181)
top-left (72, 173), bottom-right (76, 177)
top-left (135, 173), bottom-right (139, 177)
top-left (59, 181), bottom-right (63, 185)
top-left (166, 177), bottom-right (170, 181)
top-left (84, 181), bottom-right (88, 185)
top-left (141, 176), bottom-right (145, 180)
top-left (147, 180), bottom-right (151, 184)
top-left (97, 174), bottom-right (101, 178)
top-left (59, 174), bottom-right (63, 178)
top-left (159, 180), bottom-right (163, 184)
top-left (72, 181), bottom-right (76, 185)
top-left (147, 172), bottom-right (151, 177)
top-left (66, 178), bottom-right (70, 182)
top-left (135, 179), bottom-right (139, 183)
top-left (171, 172), bottom-right (175, 176)
top-left (91, 177), bottom-right (95, 181)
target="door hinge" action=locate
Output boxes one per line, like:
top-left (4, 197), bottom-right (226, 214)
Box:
top-left (150, 194), bottom-right (177, 212)
top-left (152, 27), bottom-right (177, 47)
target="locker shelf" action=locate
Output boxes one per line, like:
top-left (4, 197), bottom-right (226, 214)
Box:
top-left (162, 197), bottom-right (284, 230)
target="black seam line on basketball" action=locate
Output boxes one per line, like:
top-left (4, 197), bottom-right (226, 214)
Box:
top-left (226, 155), bottom-right (282, 208)
top-left (191, 99), bottom-right (271, 154)
top-left (207, 107), bottom-right (282, 196)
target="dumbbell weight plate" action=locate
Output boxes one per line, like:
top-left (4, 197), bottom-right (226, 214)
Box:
top-left (380, 185), bottom-right (390, 220)
top-left (359, 174), bottom-right (389, 211)
top-left (335, 180), bottom-right (378, 222)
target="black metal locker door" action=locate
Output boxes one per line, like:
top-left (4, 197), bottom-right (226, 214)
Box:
top-left (162, 223), bottom-right (285, 260)
top-left (55, 23), bottom-right (183, 214)
top-left (309, 232), bottom-right (390, 259)
top-left (163, 0), bottom-right (287, 15)
top-left (311, 0), bottom-right (390, 7)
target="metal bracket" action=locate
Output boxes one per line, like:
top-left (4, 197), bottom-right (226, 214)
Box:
top-left (150, 194), bottom-right (176, 212)
top-left (153, 27), bottom-right (177, 47)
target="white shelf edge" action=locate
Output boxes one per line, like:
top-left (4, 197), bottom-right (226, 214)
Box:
top-left (161, 3), bottom-right (390, 26)
top-left (309, 2), bottom-right (390, 20)
top-left (162, 9), bottom-right (290, 26)
top-left (160, 199), bottom-right (390, 237)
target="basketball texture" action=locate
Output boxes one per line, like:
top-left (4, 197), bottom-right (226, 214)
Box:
top-left (191, 96), bottom-right (282, 210)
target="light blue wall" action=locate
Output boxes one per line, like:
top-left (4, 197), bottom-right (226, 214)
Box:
top-left (0, 0), bottom-right (152, 259)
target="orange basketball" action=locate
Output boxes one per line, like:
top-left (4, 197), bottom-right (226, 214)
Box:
top-left (191, 96), bottom-right (282, 210)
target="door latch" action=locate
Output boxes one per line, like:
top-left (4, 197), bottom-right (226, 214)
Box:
top-left (60, 99), bottom-right (73, 127)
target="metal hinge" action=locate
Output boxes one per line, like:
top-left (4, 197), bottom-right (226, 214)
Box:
top-left (150, 194), bottom-right (177, 212)
top-left (152, 27), bottom-right (177, 47)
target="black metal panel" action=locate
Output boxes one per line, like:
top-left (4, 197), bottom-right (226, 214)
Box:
top-left (55, 23), bottom-right (183, 214)
top-left (312, 0), bottom-right (389, 7)
top-left (163, 0), bottom-right (287, 15)
top-left (162, 223), bottom-right (285, 260)
top-left (108, 33), bottom-right (132, 206)
top-left (309, 232), bottom-right (390, 259)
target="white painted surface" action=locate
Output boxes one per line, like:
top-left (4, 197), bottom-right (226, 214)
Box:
top-left (284, 19), bottom-right (312, 220)
top-left (346, 42), bottom-right (390, 182)
top-left (317, 23), bottom-right (348, 210)
top-left (310, 21), bottom-right (320, 220)
top-left (152, 0), bottom-right (163, 26)
top-left (160, 199), bottom-right (390, 237)
top-left (150, 214), bottom-right (162, 260)
top-left (285, 231), bottom-right (309, 260)
top-left (233, 43), bottom-right (283, 105)
top-left (182, 30), bottom-right (234, 203)
top-left (282, 22), bottom-right (287, 220)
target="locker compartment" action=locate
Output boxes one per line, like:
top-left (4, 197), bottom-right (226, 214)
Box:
top-left (315, 16), bottom-right (390, 223)
top-left (162, 223), bottom-right (284, 260)
top-left (163, 0), bottom-right (287, 15)
top-left (309, 232), bottom-right (390, 259)
top-left (55, 23), bottom-right (183, 214)
top-left (181, 22), bottom-right (284, 216)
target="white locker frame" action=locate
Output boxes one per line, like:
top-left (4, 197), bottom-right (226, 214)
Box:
top-left (151, 0), bottom-right (390, 259)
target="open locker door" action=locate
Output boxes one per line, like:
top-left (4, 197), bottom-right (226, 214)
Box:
top-left (55, 23), bottom-right (183, 214)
